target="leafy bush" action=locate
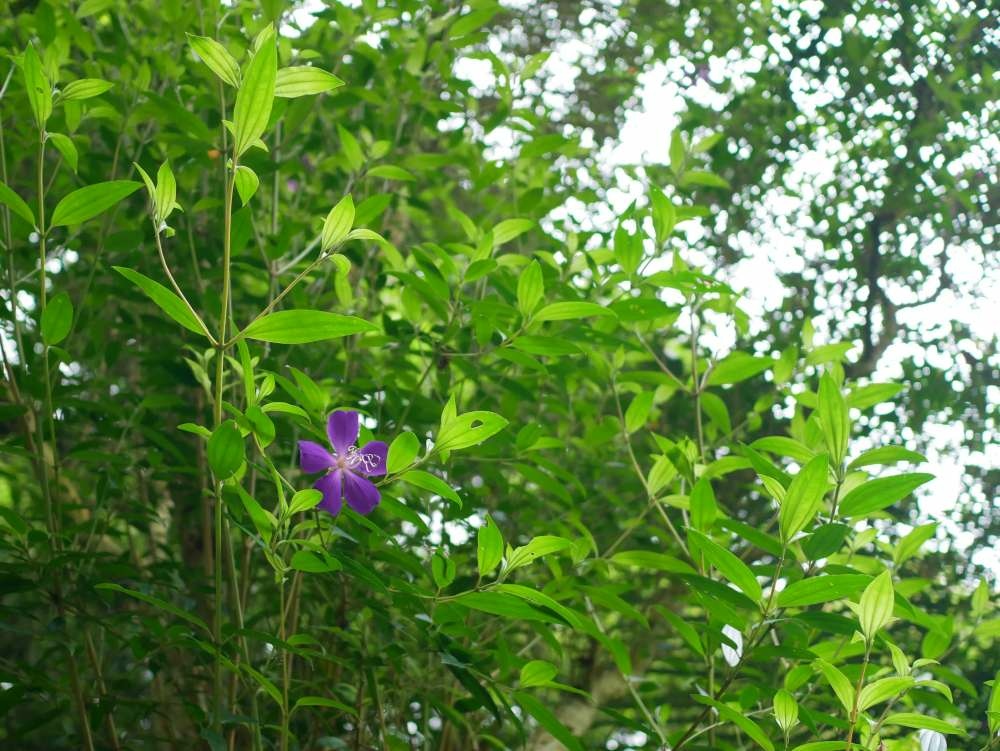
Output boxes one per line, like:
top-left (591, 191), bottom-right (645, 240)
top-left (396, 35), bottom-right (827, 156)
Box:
top-left (0, 2), bottom-right (996, 750)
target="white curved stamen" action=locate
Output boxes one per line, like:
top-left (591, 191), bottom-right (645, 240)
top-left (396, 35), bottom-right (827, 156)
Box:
top-left (337, 445), bottom-right (380, 473)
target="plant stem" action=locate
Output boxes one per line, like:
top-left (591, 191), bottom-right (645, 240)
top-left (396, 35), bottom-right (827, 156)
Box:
top-left (212, 159), bottom-right (237, 736)
top-left (279, 576), bottom-right (290, 751)
top-left (845, 643), bottom-right (872, 750)
top-left (36, 128), bottom-right (95, 751)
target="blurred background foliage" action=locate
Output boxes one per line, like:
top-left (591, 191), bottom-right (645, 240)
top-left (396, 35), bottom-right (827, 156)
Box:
top-left (0, 0), bottom-right (996, 749)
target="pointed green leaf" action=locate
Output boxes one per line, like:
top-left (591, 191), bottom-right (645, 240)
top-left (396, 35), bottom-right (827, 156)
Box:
top-left (859, 570), bottom-right (894, 642)
top-left (113, 266), bottom-right (209, 337)
top-left (50, 180), bottom-right (142, 227)
top-left (0, 180), bottom-right (35, 227)
top-left (47, 133), bottom-right (78, 173)
top-left (240, 310), bottom-right (377, 344)
top-left (386, 431), bottom-right (419, 474)
top-left (839, 473), bottom-right (934, 517)
top-left (274, 66), bottom-right (344, 97)
top-left (186, 34), bottom-right (240, 87)
top-left (234, 165), bottom-right (259, 205)
top-left (41, 291), bottom-right (73, 346)
top-left (687, 528), bottom-right (763, 603)
top-left (779, 454), bottom-right (829, 542)
top-left (777, 574), bottom-right (872, 608)
top-left (477, 514), bottom-right (503, 576)
top-left (232, 27), bottom-right (276, 156)
top-left (207, 420), bottom-right (244, 479)
top-left (321, 195), bottom-right (354, 250)
top-left (22, 43), bottom-right (51, 127)
top-left (60, 78), bottom-right (114, 101)
top-left (535, 302), bottom-right (615, 321)
top-left (517, 259), bottom-right (544, 316)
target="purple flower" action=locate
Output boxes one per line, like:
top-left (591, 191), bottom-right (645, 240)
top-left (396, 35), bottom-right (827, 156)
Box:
top-left (298, 410), bottom-right (387, 516)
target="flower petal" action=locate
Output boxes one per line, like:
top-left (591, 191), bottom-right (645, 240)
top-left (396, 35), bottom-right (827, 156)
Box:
top-left (298, 440), bottom-right (335, 473)
top-left (327, 410), bottom-right (359, 455)
top-left (358, 440), bottom-right (388, 476)
top-left (314, 471), bottom-right (343, 516)
top-left (343, 471), bottom-right (380, 515)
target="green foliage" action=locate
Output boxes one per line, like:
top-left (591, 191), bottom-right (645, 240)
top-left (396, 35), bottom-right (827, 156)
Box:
top-left (0, 2), bottom-right (995, 751)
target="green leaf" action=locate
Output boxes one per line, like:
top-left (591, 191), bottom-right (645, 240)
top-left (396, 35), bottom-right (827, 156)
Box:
top-left (858, 677), bottom-right (914, 711)
top-left (241, 663), bottom-right (283, 708)
top-left (234, 486), bottom-right (276, 543)
top-left (519, 660), bottom-right (557, 688)
top-left (22, 43), bottom-right (51, 128)
top-left (234, 165), bottom-right (259, 205)
top-left (337, 124), bottom-right (364, 170)
top-left (40, 291), bottom-right (73, 346)
top-left (450, 7), bottom-right (499, 38)
top-left (894, 522), bottom-right (937, 565)
top-left (848, 382), bottom-right (902, 409)
top-left (76, 0), bottom-right (113, 18)
top-left (818, 373), bottom-right (849, 465)
top-left (624, 391), bottom-right (653, 433)
top-left (506, 536), bottom-right (573, 571)
top-left (207, 420), bottom-right (244, 479)
top-left (154, 161), bottom-right (179, 223)
top-left (47, 133), bottom-right (78, 173)
top-left (801, 523), bottom-right (851, 560)
top-left (492, 218), bottom-right (534, 247)
top-left (386, 431), bottom-right (419, 474)
top-left (708, 352), bottom-right (771, 386)
top-left (50, 180), bottom-right (142, 227)
top-left (453, 592), bottom-right (556, 623)
top-left (275, 66), bottom-right (344, 97)
top-left (514, 692), bottom-right (584, 751)
top-left (517, 259), bottom-right (544, 316)
top-left (401, 469), bottom-right (461, 507)
top-left (436, 411), bottom-right (508, 451)
top-left (60, 78), bottom-right (114, 101)
top-left (477, 514), bottom-right (503, 576)
top-left (859, 569), bottom-right (894, 642)
top-left (609, 550), bottom-right (695, 575)
top-left (839, 473), bottom-right (934, 517)
top-left (751, 436), bottom-right (815, 464)
top-left (649, 186), bottom-right (676, 244)
top-left (321, 195), bottom-right (355, 250)
top-left (814, 659), bottom-right (855, 713)
top-left (292, 695), bottom-right (356, 716)
top-left (655, 605), bottom-right (704, 656)
top-left (534, 302), bottom-right (615, 321)
top-left (690, 477), bottom-right (718, 532)
top-left (95, 583), bottom-right (209, 633)
top-left (232, 26), bottom-right (276, 156)
top-left (847, 446), bottom-right (926, 470)
top-left (989, 671), bottom-right (1000, 734)
top-left (777, 574), bottom-right (872, 608)
top-left (365, 165), bottom-right (414, 181)
top-left (681, 169), bottom-right (731, 189)
top-left (288, 489), bottom-right (323, 516)
top-left (240, 310), bottom-right (377, 344)
top-left (186, 34), bottom-right (240, 87)
top-left (774, 689), bottom-right (799, 732)
top-left (882, 712), bottom-right (966, 735)
top-left (687, 528), bottom-right (763, 603)
top-left (691, 695), bottom-right (774, 751)
top-left (0, 180), bottom-right (35, 226)
top-left (669, 130), bottom-right (685, 174)
top-left (779, 454), bottom-right (829, 542)
top-left (113, 267), bottom-right (208, 337)
top-left (290, 549), bottom-right (342, 573)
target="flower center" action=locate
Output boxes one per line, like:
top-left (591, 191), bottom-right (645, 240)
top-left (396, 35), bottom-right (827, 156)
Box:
top-left (335, 445), bottom-right (379, 473)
